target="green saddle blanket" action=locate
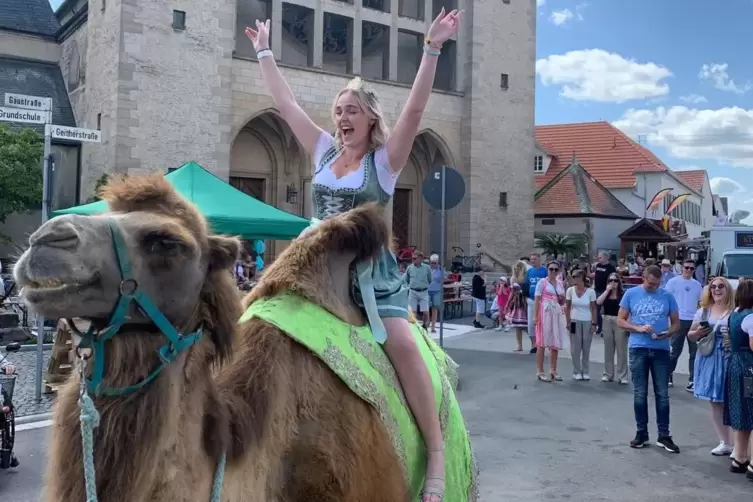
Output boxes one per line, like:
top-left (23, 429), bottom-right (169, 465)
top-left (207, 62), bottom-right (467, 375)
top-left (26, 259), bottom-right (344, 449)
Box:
top-left (240, 293), bottom-right (478, 501)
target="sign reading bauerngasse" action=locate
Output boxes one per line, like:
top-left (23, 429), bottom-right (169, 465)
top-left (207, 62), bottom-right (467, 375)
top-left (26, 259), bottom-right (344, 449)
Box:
top-left (48, 125), bottom-right (102, 143)
top-left (4, 93), bottom-right (52, 111)
top-left (0, 106), bottom-right (48, 124)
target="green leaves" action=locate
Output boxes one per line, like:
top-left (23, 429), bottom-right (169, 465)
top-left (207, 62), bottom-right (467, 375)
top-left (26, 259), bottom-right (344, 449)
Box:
top-left (0, 124), bottom-right (43, 236)
top-left (534, 233), bottom-right (586, 258)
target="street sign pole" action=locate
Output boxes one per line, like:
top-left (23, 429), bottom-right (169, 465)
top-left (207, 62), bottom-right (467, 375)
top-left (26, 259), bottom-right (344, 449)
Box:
top-left (439, 165), bottom-right (447, 348)
top-left (35, 122), bottom-right (53, 402)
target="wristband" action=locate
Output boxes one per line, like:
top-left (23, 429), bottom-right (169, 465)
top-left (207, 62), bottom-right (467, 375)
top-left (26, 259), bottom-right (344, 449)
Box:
top-left (256, 49), bottom-right (273, 59)
top-left (423, 44), bottom-right (441, 57)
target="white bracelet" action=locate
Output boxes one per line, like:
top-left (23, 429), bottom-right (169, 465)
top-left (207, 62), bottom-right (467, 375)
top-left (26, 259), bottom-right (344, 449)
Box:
top-left (257, 49), bottom-right (273, 60)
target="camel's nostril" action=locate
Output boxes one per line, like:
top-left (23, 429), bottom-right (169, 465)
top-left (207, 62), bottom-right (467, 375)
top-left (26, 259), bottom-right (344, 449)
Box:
top-left (30, 220), bottom-right (81, 248)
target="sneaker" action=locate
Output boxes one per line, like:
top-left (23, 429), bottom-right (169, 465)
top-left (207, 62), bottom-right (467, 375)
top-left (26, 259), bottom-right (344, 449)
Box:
top-left (668, 376), bottom-right (674, 388)
top-left (573, 373), bottom-right (583, 381)
top-left (473, 321), bottom-right (484, 329)
top-left (686, 382), bottom-right (694, 393)
top-left (529, 347), bottom-right (537, 354)
top-left (619, 379), bottom-right (629, 385)
top-left (504, 326), bottom-right (511, 332)
top-left (657, 436), bottom-right (680, 453)
top-left (630, 432), bottom-right (649, 448)
top-left (494, 326), bottom-right (502, 331)
top-left (711, 442), bottom-right (734, 456)
top-left (601, 375), bottom-right (612, 382)
top-left (582, 374), bottom-right (591, 381)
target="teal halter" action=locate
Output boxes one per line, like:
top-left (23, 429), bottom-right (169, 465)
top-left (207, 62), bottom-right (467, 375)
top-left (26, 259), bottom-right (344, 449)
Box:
top-left (76, 221), bottom-right (204, 397)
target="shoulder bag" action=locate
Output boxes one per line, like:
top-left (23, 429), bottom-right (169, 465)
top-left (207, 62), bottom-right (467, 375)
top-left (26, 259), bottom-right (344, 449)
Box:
top-left (697, 309), bottom-right (729, 357)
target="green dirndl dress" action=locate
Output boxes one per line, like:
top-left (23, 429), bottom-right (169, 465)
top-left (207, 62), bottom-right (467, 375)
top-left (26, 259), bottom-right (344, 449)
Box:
top-left (310, 143), bottom-right (409, 344)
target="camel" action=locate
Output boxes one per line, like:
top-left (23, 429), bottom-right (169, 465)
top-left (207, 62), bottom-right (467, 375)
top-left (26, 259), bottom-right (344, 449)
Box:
top-left (13, 174), bottom-right (477, 501)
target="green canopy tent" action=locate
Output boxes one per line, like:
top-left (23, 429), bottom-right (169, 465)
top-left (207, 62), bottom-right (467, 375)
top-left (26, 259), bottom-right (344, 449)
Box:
top-left (51, 162), bottom-right (310, 240)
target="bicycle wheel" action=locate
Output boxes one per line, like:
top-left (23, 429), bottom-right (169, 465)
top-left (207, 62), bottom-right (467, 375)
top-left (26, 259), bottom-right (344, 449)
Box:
top-left (0, 411), bottom-right (14, 469)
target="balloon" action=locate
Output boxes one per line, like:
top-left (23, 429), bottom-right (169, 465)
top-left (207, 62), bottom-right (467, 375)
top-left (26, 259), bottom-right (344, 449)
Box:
top-left (256, 255), bottom-right (264, 271)
top-left (254, 240), bottom-right (266, 254)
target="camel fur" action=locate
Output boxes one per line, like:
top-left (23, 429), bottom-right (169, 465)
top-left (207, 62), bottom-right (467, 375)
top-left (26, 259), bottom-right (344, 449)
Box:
top-left (14, 174), bottom-right (419, 501)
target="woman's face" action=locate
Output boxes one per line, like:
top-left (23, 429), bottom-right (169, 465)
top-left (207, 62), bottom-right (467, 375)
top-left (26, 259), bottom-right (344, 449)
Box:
top-left (573, 275), bottom-right (585, 287)
top-left (547, 263), bottom-right (559, 278)
top-left (334, 91), bottom-right (372, 148)
top-left (709, 279), bottom-right (728, 303)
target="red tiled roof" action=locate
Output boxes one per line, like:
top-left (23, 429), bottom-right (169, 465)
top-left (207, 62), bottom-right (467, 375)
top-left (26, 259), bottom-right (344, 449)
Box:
top-left (535, 161), bottom-right (638, 218)
top-left (535, 121), bottom-right (670, 190)
top-left (675, 170), bottom-right (707, 192)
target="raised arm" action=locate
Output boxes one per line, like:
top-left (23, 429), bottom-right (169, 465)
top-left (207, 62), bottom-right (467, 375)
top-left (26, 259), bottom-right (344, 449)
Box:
top-left (385, 8), bottom-right (462, 172)
top-left (245, 20), bottom-right (324, 154)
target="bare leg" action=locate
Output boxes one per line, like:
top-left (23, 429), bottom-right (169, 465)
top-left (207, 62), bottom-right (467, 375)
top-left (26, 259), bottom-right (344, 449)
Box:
top-left (710, 402), bottom-right (732, 446)
top-left (732, 429), bottom-right (751, 463)
top-left (430, 308), bottom-right (438, 330)
top-left (382, 317), bottom-right (444, 502)
top-left (550, 349), bottom-right (560, 376)
top-left (536, 345), bottom-right (546, 373)
top-left (515, 328), bottom-right (523, 351)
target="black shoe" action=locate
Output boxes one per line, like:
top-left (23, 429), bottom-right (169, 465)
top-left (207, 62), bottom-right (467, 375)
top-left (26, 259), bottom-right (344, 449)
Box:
top-left (686, 382), bottom-right (694, 393)
top-left (630, 432), bottom-right (649, 448)
top-left (657, 436), bottom-right (680, 453)
top-left (668, 375), bottom-right (674, 388)
top-left (473, 321), bottom-right (484, 329)
top-left (9, 456), bottom-right (18, 468)
top-left (529, 347), bottom-right (537, 354)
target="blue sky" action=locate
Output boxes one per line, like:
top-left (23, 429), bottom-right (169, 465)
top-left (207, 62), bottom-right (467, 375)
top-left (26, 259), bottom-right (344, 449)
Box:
top-left (536, 0), bottom-right (753, 218)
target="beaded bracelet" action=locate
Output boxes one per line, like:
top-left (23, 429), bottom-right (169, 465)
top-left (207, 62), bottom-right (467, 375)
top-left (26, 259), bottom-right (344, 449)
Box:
top-left (257, 49), bottom-right (273, 59)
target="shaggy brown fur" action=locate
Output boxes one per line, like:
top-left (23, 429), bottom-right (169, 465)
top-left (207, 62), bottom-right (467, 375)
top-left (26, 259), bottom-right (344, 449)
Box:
top-left (37, 176), bottom-right (408, 501)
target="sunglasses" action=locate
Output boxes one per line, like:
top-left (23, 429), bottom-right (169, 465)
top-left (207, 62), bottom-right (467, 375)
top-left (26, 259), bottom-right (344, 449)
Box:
top-left (709, 284), bottom-right (726, 290)
top-left (684, 266), bottom-right (695, 271)
top-left (549, 267), bottom-right (559, 272)
top-left (608, 279), bottom-right (619, 283)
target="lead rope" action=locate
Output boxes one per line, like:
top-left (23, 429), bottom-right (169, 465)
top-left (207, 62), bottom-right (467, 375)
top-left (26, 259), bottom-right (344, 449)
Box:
top-left (77, 356), bottom-right (101, 502)
top-left (75, 354), bottom-right (227, 502)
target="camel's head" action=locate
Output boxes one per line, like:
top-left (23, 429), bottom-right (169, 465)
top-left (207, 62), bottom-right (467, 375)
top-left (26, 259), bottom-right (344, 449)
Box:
top-left (14, 174), bottom-right (241, 359)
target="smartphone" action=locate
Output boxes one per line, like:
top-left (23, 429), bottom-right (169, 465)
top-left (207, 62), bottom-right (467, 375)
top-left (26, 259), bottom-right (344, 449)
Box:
top-left (699, 321), bottom-right (710, 329)
top-left (652, 331), bottom-right (669, 340)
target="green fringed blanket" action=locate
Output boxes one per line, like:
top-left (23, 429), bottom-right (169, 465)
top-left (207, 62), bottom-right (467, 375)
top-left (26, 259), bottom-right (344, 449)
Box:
top-left (240, 293), bottom-right (478, 501)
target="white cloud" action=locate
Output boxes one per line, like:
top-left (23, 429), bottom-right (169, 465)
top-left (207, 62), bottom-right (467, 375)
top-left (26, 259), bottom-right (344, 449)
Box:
top-left (536, 49), bottom-right (672, 103)
top-left (699, 63), bottom-right (751, 94)
top-left (612, 106), bottom-right (753, 167)
top-left (549, 9), bottom-right (574, 25)
top-left (710, 177), bottom-right (745, 196)
top-left (679, 94), bottom-right (708, 104)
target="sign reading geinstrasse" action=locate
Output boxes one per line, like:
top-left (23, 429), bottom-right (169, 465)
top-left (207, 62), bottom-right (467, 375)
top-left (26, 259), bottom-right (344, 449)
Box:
top-left (47, 124), bottom-right (102, 143)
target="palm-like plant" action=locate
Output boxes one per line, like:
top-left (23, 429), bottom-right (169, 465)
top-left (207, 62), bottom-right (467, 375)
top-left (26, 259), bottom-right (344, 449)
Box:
top-left (534, 233), bottom-right (586, 259)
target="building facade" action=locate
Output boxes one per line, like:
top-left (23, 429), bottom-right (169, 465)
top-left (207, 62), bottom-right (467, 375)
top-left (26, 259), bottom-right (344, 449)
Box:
top-left (533, 122), bottom-right (718, 258)
top-left (0, 0), bottom-right (537, 266)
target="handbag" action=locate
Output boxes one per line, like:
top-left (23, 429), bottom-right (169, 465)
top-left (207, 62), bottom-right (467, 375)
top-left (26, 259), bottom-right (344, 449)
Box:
top-left (697, 309), bottom-right (729, 357)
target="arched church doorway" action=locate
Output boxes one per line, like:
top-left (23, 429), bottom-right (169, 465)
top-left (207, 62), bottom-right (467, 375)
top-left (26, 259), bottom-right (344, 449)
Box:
top-left (395, 130), bottom-right (451, 256)
top-left (229, 111), bottom-right (307, 260)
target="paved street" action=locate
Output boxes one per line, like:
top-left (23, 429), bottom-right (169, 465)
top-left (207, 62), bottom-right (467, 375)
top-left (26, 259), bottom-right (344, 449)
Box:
top-left (2, 328), bottom-right (751, 501)
top-left (3, 350), bottom-right (55, 417)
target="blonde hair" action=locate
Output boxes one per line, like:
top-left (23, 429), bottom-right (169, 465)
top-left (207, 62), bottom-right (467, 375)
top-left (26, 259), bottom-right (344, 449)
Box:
top-left (512, 260), bottom-right (527, 283)
top-left (332, 77), bottom-right (389, 151)
top-left (701, 277), bottom-right (735, 311)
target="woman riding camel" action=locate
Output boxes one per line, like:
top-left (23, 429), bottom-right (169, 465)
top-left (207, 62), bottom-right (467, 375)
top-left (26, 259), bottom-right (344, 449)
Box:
top-left (246, 9), bottom-right (462, 502)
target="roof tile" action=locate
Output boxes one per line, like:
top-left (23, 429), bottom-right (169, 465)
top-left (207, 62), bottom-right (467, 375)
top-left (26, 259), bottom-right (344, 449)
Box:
top-left (535, 121), bottom-right (669, 190)
top-left (675, 170), bottom-right (707, 192)
top-left (0, 0), bottom-right (60, 38)
top-left (535, 161), bottom-right (638, 219)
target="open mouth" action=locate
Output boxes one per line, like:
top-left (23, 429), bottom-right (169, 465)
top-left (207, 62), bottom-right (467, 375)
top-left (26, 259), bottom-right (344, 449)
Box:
top-left (21, 275), bottom-right (99, 300)
top-left (340, 126), bottom-right (354, 139)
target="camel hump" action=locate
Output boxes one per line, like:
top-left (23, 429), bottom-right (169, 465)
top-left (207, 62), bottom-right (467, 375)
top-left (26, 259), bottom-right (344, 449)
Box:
top-left (315, 203), bottom-right (391, 262)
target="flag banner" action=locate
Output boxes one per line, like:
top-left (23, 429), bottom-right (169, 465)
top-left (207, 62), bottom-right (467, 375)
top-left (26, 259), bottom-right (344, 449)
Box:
top-left (665, 193), bottom-right (691, 215)
top-left (646, 188), bottom-right (673, 210)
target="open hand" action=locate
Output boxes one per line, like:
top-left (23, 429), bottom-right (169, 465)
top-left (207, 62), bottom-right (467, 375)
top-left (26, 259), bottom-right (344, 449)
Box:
top-left (638, 325), bottom-right (653, 334)
top-left (245, 19), bottom-right (271, 52)
top-left (426, 8), bottom-right (464, 47)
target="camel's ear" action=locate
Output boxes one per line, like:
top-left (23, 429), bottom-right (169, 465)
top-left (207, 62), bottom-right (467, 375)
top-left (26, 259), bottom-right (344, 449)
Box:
top-left (208, 235), bottom-right (241, 272)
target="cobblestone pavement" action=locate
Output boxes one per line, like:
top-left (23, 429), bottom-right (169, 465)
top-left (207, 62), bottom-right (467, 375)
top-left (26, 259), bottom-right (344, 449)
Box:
top-left (3, 350), bottom-right (55, 417)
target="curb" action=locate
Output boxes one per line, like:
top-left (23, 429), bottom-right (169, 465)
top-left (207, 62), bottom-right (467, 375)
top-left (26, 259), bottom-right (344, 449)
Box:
top-left (16, 411), bottom-right (53, 425)
top-left (18, 344), bottom-right (54, 352)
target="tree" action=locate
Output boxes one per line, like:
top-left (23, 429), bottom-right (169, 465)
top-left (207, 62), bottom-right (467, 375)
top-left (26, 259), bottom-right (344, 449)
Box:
top-left (534, 233), bottom-right (586, 259)
top-left (0, 124), bottom-right (43, 242)
top-left (86, 173), bottom-right (110, 203)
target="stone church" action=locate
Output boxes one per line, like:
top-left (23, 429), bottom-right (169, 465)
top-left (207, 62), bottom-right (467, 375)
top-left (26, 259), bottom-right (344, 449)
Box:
top-left (0, 0), bottom-right (536, 266)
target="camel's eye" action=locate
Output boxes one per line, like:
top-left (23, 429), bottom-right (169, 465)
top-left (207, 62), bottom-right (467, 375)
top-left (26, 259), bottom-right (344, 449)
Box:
top-left (143, 232), bottom-right (183, 255)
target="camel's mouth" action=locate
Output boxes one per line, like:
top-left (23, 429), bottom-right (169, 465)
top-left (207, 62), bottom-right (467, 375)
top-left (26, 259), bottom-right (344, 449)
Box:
top-left (21, 275), bottom-right (100, 304)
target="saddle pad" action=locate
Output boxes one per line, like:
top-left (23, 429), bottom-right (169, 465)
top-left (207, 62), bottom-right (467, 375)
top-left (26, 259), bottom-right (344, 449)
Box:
top-left (240, 293), bottom-right (478, 502)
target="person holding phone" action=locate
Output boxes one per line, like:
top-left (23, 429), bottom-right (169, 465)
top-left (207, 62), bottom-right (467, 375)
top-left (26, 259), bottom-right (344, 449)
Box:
top-left (687, 277), bottom-right (735, 457)
top-left (618, 265), bottom-right (681, 453)
top-left (565, 269), bottom-right (597, 381)
top-left (598, 273), bottom-right (629, 384)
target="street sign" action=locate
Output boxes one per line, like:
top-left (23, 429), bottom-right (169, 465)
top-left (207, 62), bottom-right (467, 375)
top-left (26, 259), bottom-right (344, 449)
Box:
top-left (422, 165), bottom-right (465, 210)
top-left (0, 106), bottom-right (49, 124)
top-left (4, 92), bottom-right (52, 111)
top-left (48, 124), bottom-right (102, 143)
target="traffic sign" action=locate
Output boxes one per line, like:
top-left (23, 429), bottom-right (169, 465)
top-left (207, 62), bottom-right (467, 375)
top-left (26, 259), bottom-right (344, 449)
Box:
top-left (0, 106), bottom-right (49, 124)
top-left (47, 124), bottom-right (102, 143)
top-left (4, 93), bottom-right (52, 111)
top-left (422, 165), bottom-right (465, 211)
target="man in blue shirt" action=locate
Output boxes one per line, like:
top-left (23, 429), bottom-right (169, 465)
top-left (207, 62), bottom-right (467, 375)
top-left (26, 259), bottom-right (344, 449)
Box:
top-left (525, 252), bottom-right (547, 354)
top-left (618, 265), bottom-right (681, 453)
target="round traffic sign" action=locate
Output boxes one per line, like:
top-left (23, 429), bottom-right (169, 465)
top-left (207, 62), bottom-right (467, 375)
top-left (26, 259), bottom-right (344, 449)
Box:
top-left (422, 165), bottom-right (465, 210)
